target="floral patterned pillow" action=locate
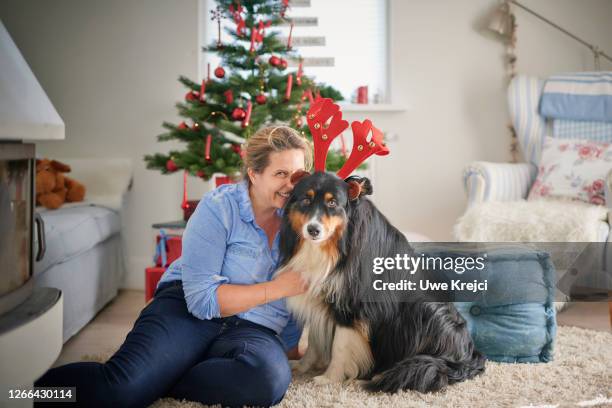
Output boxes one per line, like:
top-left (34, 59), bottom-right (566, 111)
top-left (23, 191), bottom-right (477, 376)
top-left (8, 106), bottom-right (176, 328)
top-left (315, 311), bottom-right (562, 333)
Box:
top-left (528, 137), bottom-right (612, 205)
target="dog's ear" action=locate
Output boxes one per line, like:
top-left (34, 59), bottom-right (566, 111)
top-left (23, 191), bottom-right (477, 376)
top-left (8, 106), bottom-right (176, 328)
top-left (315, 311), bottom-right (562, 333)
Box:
top-left (290, 170), bottom-right (311, 186)
top-left (345, 176), bottom-right (373, 201)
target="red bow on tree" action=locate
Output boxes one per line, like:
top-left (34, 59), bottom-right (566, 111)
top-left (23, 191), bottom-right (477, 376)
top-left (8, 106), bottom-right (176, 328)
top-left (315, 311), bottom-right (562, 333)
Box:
top-left (250, 20), bottom-right (272, 52)
top-left (229, 3), bottom-right (246, 36)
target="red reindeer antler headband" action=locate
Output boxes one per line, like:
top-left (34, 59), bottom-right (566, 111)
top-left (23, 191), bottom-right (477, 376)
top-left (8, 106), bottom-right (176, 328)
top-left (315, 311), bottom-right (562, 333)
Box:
top-left (306, 98), bottom-right (389, 179)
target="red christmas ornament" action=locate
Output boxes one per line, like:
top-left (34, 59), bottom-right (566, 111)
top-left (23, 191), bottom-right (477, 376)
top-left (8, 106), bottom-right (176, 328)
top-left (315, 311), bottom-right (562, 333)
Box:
top-left (185, 91), bottom-right (199, 101)
top-left (231, 107), bottom-right (246, 121)
top-left (214, 66), bottom-right (225, 78)
top-left (269, 55), bottom-right (280, 67)
top-left (166, 159), bottom-right (178, 172)
top-left (278, 59), bottom-right (288, 70)
top-left (231, 144), bottom-right (241, 154)
top-left (197, 170), bottom-right (207, 179)
top-left (255, 93), bottom-right (267, 104)
top-left (192, 122), bottom-right (201, 132)
top-left (178, 121), bottom-right (188, 130)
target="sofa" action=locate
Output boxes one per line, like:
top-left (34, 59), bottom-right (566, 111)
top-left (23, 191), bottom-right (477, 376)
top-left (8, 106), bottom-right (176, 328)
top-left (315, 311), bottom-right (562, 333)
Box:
top-left (33, 158), bottom-right (132, 342)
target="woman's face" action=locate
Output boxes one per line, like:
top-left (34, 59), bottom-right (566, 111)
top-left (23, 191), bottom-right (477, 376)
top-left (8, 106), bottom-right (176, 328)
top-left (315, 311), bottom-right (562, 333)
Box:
top-left (249, 149), bottom-right (305, 210)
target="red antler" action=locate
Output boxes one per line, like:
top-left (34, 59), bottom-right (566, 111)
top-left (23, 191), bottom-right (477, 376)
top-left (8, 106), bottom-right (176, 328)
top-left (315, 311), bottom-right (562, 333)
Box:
top-left (305, 98), bottom-right (389, 178)
top-left (306, 98), bottom-right (349, 172)
top-left (336, 120), bottom-right (389, 179)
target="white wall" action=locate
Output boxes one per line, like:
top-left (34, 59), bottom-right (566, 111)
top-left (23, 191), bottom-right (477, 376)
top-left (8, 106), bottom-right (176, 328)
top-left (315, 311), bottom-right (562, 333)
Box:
top-left (0, 0), bottom-right (200, 289)
top-left (1, 0), bottom-right (610, 289)
top-left (361, 0), bottom-right (612, 241)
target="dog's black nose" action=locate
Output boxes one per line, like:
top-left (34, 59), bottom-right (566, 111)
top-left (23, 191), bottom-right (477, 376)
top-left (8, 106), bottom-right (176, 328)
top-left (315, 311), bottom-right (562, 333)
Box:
top-left (307, 224), bottom-right (321, 238)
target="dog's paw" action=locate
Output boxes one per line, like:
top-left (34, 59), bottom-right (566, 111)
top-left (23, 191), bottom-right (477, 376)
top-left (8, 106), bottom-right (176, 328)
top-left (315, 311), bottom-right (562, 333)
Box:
top-left (354, 379), bottom-right (369, 388)
top-left (312, 375), bottom-right (333, 385)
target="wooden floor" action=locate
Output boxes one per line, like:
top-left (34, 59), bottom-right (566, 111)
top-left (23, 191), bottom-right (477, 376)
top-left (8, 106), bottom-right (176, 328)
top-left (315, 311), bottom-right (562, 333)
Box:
top-left (53, 290), bottom-right (146, 367)
top-left (53, 290), bottom-right (611, 367)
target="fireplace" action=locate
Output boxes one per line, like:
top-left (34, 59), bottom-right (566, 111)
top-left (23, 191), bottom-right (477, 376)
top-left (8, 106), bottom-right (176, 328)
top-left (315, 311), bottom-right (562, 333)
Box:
top-left (0, 20), bottom-right (64, 403)
top-left (0, 142), bottom-right (63, 403)
top-left (0, 143), bottom-right (38, 315)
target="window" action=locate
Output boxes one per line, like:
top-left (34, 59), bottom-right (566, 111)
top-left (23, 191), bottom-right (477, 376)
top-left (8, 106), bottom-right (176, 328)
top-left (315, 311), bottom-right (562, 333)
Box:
top-left (200, 0), bottom-right (389, 103)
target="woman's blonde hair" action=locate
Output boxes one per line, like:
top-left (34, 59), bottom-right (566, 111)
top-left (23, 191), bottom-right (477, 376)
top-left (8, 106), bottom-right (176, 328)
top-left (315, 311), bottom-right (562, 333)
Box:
top-left (242, 126), bottom-right (313, 184)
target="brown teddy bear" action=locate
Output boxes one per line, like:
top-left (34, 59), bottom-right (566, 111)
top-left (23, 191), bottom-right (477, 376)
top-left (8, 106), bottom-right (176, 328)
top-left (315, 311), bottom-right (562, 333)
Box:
top-left (36, 159), bottom-right (86, 209)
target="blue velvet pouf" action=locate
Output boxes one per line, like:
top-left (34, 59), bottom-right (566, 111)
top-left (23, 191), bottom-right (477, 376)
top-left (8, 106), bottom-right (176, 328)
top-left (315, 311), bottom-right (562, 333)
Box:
top-left (414, 244), bottom-right (557, 363)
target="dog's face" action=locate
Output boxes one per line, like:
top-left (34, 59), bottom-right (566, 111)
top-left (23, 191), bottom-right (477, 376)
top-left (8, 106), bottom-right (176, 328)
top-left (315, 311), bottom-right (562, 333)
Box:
top-left (286, 172), bottom-right (372, 244)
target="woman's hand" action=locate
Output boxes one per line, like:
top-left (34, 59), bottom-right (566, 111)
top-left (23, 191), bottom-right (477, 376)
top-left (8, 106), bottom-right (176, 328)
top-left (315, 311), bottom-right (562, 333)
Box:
top-left (217, 269), bottom-right (308, 316)
top-left (271, 269), bottom-right (309, 298)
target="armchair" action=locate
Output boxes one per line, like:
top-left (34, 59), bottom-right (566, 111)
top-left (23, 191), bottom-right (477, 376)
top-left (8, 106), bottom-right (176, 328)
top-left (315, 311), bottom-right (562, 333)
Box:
top-left (463, 75), bottom-right (612, 243)
top-left (461, 75), bottom-right (612, 325)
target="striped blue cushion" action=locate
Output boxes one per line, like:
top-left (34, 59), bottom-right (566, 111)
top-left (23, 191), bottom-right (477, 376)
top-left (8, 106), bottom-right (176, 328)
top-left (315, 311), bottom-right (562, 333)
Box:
top-left (553, 119), bottom-right (612, 142)
top-left (540, 72), bottom-right (612, 122)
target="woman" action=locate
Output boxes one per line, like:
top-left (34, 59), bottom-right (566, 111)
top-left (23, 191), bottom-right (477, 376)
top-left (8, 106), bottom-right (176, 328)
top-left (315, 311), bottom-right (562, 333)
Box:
top-left (35, 126), bottom-right (311, 407)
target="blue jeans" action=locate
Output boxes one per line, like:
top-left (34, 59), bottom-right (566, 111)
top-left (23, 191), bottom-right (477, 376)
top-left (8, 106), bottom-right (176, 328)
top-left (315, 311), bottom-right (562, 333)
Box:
top-left (34, 281), bottom-right (292, 407)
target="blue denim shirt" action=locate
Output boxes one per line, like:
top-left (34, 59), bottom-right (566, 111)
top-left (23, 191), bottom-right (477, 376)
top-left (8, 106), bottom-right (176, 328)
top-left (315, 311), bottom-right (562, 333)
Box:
top-left (157, 181), bottom-right (302, 350)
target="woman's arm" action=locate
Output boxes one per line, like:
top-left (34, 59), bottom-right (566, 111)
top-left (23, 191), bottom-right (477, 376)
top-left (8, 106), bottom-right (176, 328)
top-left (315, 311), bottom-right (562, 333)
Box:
top-left (180, 194), bottom-right (307, 320)
top-left (217, 269), bottom-right (307, 317)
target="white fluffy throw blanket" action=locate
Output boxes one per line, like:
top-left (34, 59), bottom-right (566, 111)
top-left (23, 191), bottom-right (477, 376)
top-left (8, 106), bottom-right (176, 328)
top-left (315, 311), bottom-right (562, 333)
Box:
top-left (454, 200), bottom-right (608, 242)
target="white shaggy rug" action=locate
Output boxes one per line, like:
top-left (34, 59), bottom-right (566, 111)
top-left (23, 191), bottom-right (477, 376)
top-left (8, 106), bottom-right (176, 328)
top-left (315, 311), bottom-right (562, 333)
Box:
top-left (454, 200), bottom-right (608, 242)
top-left (84, 326), bottom-right (612, 408)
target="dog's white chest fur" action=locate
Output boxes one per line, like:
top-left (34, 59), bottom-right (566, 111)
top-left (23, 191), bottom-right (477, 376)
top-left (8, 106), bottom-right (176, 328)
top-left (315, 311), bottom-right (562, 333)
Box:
top-left (278, 241), bottom-right (336, 323)
top-left (279, 241), bottom-right (373, 382)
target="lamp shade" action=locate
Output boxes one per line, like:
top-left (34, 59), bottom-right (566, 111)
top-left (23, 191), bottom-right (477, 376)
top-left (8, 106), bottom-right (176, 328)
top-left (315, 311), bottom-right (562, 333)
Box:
top-left (487, 1), bottom-right (513, 38)
top-left (0, 21), bottom-right (65, 141)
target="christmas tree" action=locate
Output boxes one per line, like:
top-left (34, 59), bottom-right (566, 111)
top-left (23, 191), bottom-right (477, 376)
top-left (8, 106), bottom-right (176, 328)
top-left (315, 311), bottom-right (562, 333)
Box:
top-left (144, 0), bottom-right (347, 182)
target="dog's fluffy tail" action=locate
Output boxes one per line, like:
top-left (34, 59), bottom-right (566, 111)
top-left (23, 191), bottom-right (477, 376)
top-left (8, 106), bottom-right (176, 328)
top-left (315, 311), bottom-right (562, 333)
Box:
top-left (364, 350), bottom-right (486, 393)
